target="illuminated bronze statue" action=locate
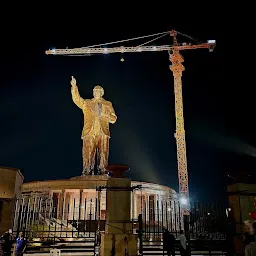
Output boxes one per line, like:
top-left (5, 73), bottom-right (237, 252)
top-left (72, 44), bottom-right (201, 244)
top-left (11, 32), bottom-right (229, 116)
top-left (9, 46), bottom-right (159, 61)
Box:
top-left (70, 76), bottom-right (117, 175)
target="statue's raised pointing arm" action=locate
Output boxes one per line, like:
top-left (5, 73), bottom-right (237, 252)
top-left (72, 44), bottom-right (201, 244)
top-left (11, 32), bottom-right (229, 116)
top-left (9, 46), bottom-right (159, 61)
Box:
top-left (70, 76), bottom-right (85, 109)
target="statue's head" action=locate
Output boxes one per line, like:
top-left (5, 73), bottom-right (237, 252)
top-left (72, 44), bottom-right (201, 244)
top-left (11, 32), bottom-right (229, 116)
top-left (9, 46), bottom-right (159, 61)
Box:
top-left (93, 85), bottom-right (104, 99)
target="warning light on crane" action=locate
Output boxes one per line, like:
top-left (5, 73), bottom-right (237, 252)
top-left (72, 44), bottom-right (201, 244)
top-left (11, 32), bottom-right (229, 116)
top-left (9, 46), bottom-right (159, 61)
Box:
top-left (45, 30), bottom-right (216, 215)
top-left (207, 40), bottom-right (216, 52)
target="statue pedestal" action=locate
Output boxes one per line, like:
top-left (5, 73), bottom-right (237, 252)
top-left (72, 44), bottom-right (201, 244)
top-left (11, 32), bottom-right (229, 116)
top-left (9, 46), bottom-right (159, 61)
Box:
top-left (100, 165), bottom-right (138, 256)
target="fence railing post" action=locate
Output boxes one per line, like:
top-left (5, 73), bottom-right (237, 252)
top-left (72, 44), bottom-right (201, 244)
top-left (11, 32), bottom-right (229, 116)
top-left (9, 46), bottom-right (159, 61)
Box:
top-left (184, 214), bottom-right (191, 256)
top-left (138, 214), bottom-right (143, 255)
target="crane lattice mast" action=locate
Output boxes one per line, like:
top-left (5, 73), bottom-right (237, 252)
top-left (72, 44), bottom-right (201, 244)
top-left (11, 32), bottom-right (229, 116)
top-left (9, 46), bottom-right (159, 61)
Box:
top-left (46, 30), bottom-right (216, 214)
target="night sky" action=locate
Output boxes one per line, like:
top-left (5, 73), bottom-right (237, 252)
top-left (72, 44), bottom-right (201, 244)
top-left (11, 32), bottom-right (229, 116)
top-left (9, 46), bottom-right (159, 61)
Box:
top-left (0, 7), bottom-right (251, 202)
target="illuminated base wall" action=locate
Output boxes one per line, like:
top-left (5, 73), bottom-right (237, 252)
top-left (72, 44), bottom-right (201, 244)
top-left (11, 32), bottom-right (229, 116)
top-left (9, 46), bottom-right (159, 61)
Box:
top-left (0, 167), bottom-right (24, 234)
top-left (21, 175), bottom-right (177, 221)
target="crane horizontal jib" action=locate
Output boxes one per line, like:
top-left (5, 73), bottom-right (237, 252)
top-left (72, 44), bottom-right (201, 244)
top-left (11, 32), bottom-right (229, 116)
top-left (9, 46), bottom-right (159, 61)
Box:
top-left (45, 42), bottom-right (215, 55)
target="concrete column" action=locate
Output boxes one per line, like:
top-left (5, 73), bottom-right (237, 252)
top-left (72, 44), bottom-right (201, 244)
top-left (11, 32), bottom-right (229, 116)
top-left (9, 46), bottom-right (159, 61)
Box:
top-left (146, 194), bottom-right (150, 223)
top-left (133, 193), bottom-right (137, 219)
top-left (62, 191), bottom-right (66, 221)
top-left (130, 191), bottom-right (134, 220)
top-left (57, 190), bottom-right (65, 219)
top-left (63, 192), bottom-right (70, 221)
top-left (80, 191), bottom-right (86, 220)
top-left (101, 165), bottom-right (138, 256)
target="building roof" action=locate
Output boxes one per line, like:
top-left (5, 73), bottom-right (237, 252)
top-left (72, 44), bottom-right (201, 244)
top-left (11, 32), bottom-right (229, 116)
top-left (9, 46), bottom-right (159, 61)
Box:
top-left (0, 166), bottom-right (24, 179)
top-left (22, 175), bottom-right (177, 195)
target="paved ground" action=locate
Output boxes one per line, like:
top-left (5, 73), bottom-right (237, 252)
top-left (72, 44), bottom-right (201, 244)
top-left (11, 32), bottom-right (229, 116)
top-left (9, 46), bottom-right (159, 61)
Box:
top-left (24, 252), bottom-right (225, 256)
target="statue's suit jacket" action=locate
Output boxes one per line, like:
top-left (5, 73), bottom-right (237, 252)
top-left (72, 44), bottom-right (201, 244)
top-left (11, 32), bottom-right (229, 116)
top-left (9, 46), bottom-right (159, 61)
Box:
top-left (71, 86), bottom-right (117, 138)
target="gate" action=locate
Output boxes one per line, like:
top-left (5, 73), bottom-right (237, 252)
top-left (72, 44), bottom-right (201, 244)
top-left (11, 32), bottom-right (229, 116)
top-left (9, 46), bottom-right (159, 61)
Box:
top-left (13, 196), bottom-right (103, 239)
top-left (138, 200), bottom-right (231, 255)
top-left (12, 196), bottom-right (102, 255)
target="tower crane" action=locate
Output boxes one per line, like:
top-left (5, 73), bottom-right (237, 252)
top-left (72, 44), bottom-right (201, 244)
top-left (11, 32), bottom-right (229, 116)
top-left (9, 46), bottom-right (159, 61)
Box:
top-left (46, 30), bottom-right (216, 214)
